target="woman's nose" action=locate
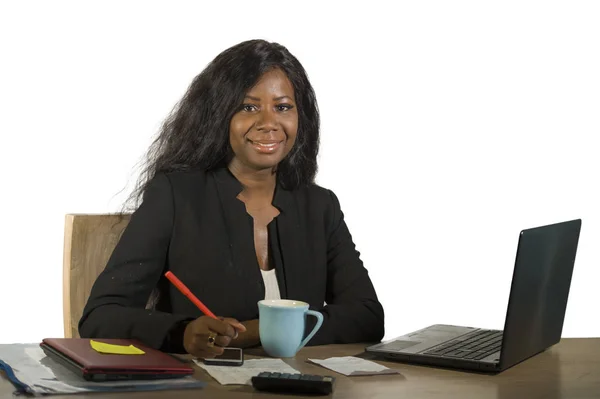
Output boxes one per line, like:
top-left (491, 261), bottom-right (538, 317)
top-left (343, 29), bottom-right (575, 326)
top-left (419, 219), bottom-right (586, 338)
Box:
top-left (256, 109), bottom-right (278, 132)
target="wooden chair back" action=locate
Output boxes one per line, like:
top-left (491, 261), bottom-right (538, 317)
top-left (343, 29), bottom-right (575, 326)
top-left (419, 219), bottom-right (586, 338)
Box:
top-left (62, 214), bottom-right (130, 338)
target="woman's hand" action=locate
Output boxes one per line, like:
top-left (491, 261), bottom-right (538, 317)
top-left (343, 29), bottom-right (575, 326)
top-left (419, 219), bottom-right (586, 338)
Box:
top-left (230, 319), bottom-right (261, 348)
top-left (182, 316), bottom-right (246, 358)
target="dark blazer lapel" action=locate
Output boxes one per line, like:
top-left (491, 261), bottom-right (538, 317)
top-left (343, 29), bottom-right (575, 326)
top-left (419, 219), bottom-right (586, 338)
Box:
top-left (212, 168), bottom-right (257, 280)
top-left (273, 184), bottom-right (308, 301)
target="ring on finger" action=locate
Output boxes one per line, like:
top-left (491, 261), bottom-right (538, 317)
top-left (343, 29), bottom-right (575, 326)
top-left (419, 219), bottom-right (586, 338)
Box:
top-left (207, 331), bottom-right (217, 348)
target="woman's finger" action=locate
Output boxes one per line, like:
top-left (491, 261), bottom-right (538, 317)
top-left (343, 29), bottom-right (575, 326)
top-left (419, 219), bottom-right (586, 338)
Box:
top-left (220, 317), bottom-right (246, 339)
top-left (214, 334), bottom-right (232, 347)
top-left (206, 318), bottom-right (237, 338)
top-left (222, 318), bottom-right (247, 332)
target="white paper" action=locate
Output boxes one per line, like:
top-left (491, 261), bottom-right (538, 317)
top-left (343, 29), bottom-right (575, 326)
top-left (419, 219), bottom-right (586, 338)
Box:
top-left (195, 358), bottom-right (300, 385)
top-left (308, 356), bottom-right (399, 376)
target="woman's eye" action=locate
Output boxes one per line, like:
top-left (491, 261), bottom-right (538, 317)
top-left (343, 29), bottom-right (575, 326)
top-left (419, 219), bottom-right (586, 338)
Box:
top-left (242, 104), bottom-right (257, 112)
top-left (277, 104), bottom-right (294, 112)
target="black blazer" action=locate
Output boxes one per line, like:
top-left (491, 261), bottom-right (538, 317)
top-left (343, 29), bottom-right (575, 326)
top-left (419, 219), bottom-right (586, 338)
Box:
top-left (79, 167), bottom-right (384, 352)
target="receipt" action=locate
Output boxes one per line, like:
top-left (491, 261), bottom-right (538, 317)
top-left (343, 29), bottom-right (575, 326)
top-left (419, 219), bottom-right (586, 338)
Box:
top-left (195, 358), bottom-right (300, 385)
top-left (308, 356), bottom-right (399, 376)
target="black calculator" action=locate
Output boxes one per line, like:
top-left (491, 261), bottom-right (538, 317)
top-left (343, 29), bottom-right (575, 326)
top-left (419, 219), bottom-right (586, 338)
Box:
top-left (251, 371), bottom-right (335, 395)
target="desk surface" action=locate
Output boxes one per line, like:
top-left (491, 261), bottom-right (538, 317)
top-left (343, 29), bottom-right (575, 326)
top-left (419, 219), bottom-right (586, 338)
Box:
top-left (2, 338), bottom-right (599, 398)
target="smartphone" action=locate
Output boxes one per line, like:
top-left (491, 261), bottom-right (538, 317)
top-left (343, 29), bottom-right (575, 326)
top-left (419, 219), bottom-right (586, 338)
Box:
top-left (203, 348), bottom-right (244, 366)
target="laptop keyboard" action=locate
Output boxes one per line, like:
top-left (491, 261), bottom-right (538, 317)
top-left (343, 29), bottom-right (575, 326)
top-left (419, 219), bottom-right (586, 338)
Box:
top-left (422, 329), bottom-right (502, 361)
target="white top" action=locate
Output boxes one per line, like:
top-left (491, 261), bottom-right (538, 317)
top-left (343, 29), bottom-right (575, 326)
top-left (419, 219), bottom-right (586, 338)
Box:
top-left (260, 269), bottom-right (281, 300)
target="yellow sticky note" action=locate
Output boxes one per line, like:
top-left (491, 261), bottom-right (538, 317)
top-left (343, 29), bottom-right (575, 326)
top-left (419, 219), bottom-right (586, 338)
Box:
top-left (90, 340), bottom-right (145, 355)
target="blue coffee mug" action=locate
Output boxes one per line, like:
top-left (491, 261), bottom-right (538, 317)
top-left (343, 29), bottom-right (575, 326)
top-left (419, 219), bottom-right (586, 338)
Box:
top-left (258, 299), bottom-right (324, 358)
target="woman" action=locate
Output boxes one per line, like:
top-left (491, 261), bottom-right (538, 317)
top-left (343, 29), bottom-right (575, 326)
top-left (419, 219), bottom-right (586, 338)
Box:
top-left (79, 39), bottom-right (384, 359)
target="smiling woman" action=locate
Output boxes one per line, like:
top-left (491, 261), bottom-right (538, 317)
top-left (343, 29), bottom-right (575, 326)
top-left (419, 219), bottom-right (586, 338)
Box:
top-left (229, 68), bottom-right (298, 173)
top-left (78, 39), bottom-right (385, 360)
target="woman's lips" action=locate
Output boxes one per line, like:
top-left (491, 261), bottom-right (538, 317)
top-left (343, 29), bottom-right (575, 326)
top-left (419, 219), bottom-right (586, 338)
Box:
top-left (248, 139), bottom-right (283, 154)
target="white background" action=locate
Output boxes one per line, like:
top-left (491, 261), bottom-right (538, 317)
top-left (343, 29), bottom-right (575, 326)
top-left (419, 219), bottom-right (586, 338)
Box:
top-left (1, 1), bottom-right (598, 344)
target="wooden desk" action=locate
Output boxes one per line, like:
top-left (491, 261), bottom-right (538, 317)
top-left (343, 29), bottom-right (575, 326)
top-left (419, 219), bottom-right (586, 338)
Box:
top-left (2, 338), bottom-right (598, 398)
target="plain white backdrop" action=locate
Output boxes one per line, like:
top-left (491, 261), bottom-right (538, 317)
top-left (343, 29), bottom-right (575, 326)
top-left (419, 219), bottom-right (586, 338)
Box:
top-left (1, 1), bottom-right (598, 344)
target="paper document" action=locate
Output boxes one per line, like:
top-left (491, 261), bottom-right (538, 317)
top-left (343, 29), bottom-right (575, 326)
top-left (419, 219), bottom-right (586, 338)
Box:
top-left (308, 356), bottom-right (399, 376)
top-left (195, 358), bottom-right (299, 385)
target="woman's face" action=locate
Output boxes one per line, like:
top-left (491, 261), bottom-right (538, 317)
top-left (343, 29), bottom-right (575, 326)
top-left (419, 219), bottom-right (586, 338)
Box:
top-left (229, 68), bottom-right (298, 173)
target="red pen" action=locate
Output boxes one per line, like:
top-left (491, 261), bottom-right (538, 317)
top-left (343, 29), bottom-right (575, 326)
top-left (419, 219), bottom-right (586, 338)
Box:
top-left (164, 271), bottom-right (218, 319)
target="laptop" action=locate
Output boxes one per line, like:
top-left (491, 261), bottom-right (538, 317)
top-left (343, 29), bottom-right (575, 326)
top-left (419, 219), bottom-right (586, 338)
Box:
top-left (40, 338), bottom-right (194, 381)
top-left (366, 219), bottom-right (582, 373)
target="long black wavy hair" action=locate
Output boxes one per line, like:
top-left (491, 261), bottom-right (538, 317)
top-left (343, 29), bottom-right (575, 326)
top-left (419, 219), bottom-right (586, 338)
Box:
top-left (125, 39), bottom-right (320, 211)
